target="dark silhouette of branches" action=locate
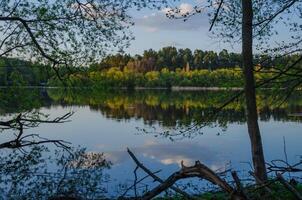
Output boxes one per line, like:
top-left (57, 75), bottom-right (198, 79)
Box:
top-left (0, 112), bottom-right (74, 152)
top-left (126, 148), bottom-right (302, 199)
top-left (209, 0), bottom-right (224, 31)
top-left (0, 16), bottom-right (60, 64)
top-left (277, 173), bottom-right (302, 200)
top-left (126, 148), bottom-right (192, 199)
top-left (253, 0), bottom-right (299, 27)
top-left (266, 160), bottom-right (302, 174)
top-left (127, 148), bottom-right (247, 200)
top-left (118, 169), bottom-right (162, 199)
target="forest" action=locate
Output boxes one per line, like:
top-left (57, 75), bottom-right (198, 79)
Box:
top-left (2, 47), bottom-right (301, 89)
top-left (0, 57), bottom-right (51, 86)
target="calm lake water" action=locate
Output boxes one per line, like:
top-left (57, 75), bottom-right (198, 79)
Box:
top-left (1, 88), bottom-right (302, 198)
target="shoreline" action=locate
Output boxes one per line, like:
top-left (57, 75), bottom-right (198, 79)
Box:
top-left (0, 86), bottom-right (244, 91)
top-left (1, 86), bottom-right (301, 91)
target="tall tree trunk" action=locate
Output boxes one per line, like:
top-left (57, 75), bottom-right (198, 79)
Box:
top-left (241, 0), bottom-right (267, 182)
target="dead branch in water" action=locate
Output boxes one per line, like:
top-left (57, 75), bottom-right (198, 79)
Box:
top-left (126, 148), bottom-right (192, 199)
top-left (266, 159), bottom-right (302, 174)
top-left (127, 148), bottom-right (248, 200)
top-left (126, 148), bottom-right (302, 200)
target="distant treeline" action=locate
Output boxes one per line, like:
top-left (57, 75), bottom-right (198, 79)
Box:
top-left (0, 57), bottom-right (52, 86)
top-left (49, 47), bottom-right (300, 88)
top-left (1, 46), bottom-right (300, 87)
top-left (89, 47), bottom-right (295, 72)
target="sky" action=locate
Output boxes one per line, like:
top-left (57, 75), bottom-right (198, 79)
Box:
top-left (124, 1), bottom-right (300, 56)
top-left (125, 1), bottom-right (240, 55)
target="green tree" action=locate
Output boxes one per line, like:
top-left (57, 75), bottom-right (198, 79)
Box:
top-left (218, 49), bottom-right (230, 67)
top-left (193, 49), bottom-right (206, 69)
top-left (203, 51), bottom-right (218, 70)
top-left (157, 46), bottom-right (178, 70)
top-left (166, 0), bottom-right (302, 183)
top-left (178, 48), bottom-right (193, 70)
top-left (9, 70), bottom-right (27, 86)
top-left (0, 0), bottom-right (164, 68)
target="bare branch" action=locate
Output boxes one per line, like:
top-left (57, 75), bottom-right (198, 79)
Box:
top-left (253, 0), bottom-right (299, 27)
top-left (209, 0), bottom-right (224, 31)
top-left (127, 148), bottom-right (192, 199)
top-left (0, 16), bottom-right (60, 64)
top-left (140, 160), bottom-right (244, 200)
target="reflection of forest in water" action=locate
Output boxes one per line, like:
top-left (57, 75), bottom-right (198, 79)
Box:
top-left (2, 87), bottom-right (302, 126)
top-left (1, 87), bottom-right (302, 198)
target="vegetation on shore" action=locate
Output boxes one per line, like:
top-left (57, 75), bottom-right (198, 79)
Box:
top-left (48, 47), bottom-right (300, 88)
top-left (157, 182), bottom-right (302, 200)
top-left (49, 67), bottom-right (247, 88)
top-left (1, 47), bottom-right (301, 89)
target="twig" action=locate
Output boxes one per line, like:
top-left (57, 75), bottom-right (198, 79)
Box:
top-left (283, 136), bottom-right (290, 178)
top-left (127, 148), bottom-right (192, 199)
top-left (209, 0), bottom-right (224, 31)
top-left (276, 173), bottom-right (302, 200)
top-left (249, 171), bottom-right (281, 200)
top-left (119, 169), bottom-right (162, 199)
top-left (231, 171), bottom-right (249, 200)
top-left (134, 166), bottom-right (139, 198)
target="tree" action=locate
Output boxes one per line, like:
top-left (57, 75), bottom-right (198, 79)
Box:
top-left (9, 70), bottom-right (27, 86)
top-left (142, 49), bottom-right (158, 71)
top-left (166, 0), bottom-right (302, 183)
top-left (193, 49), bottom-right (205, 69)
top-left (178, 48), bottom-right (193, 70)
top-left (94, 54), bottom-right (131, 70)
top-left (0, 0), bottom-right (167, 69)
top-left (218, 49), bottom-right (230, 67)
top-left (203, 50), bottom-right (218, 70)
top-left (241, 0), bottom-right (267, 181)
top-left (157, 46), bottom-right (179, 70)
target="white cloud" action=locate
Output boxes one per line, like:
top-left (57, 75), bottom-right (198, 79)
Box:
top-left (145, 27), bottom-right (158, 32)
top-left (160, 41), bottom-right (184, 47)
top-left (104, 141), bottom-right (225, 169)
top-left (162, 7), bottom-right (172, 14)
top-left (178, 3), bottom-right (194, 15)
top-left (134, 3), bottom-right (208, 32)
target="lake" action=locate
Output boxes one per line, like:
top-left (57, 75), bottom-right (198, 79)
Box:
top-left (0, 87), bottom-right (302, 198)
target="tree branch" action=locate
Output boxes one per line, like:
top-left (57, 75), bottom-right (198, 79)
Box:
top-left (209, 0), bottom-right (224, 31)
top-left (127, 148), bottom-right (192, 199)
top-left (0, 16), bottom-right (60, 64)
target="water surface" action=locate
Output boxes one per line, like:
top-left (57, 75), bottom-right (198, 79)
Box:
top-left (1, 88), bottom-right (302, 197)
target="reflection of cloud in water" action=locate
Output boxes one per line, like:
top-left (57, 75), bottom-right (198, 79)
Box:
top-left (104, 141), bottom-right (227, 170)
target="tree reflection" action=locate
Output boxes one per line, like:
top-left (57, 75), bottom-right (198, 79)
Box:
top-left (1, 87), bottom-right (302, 198)
top-left (0, 146), bottom-right (110, 199)
top-left (2, 88), bottom-right (302, 128)
top-left (0, 112), bottom-right (72, 150)
top-left (0, 111), bottom-right (111, 199)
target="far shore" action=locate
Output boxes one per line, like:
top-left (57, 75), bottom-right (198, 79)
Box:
top-left (2, 86), bottom-right (300, 91)
top-left (1, 86), bottom-right (243, 90)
